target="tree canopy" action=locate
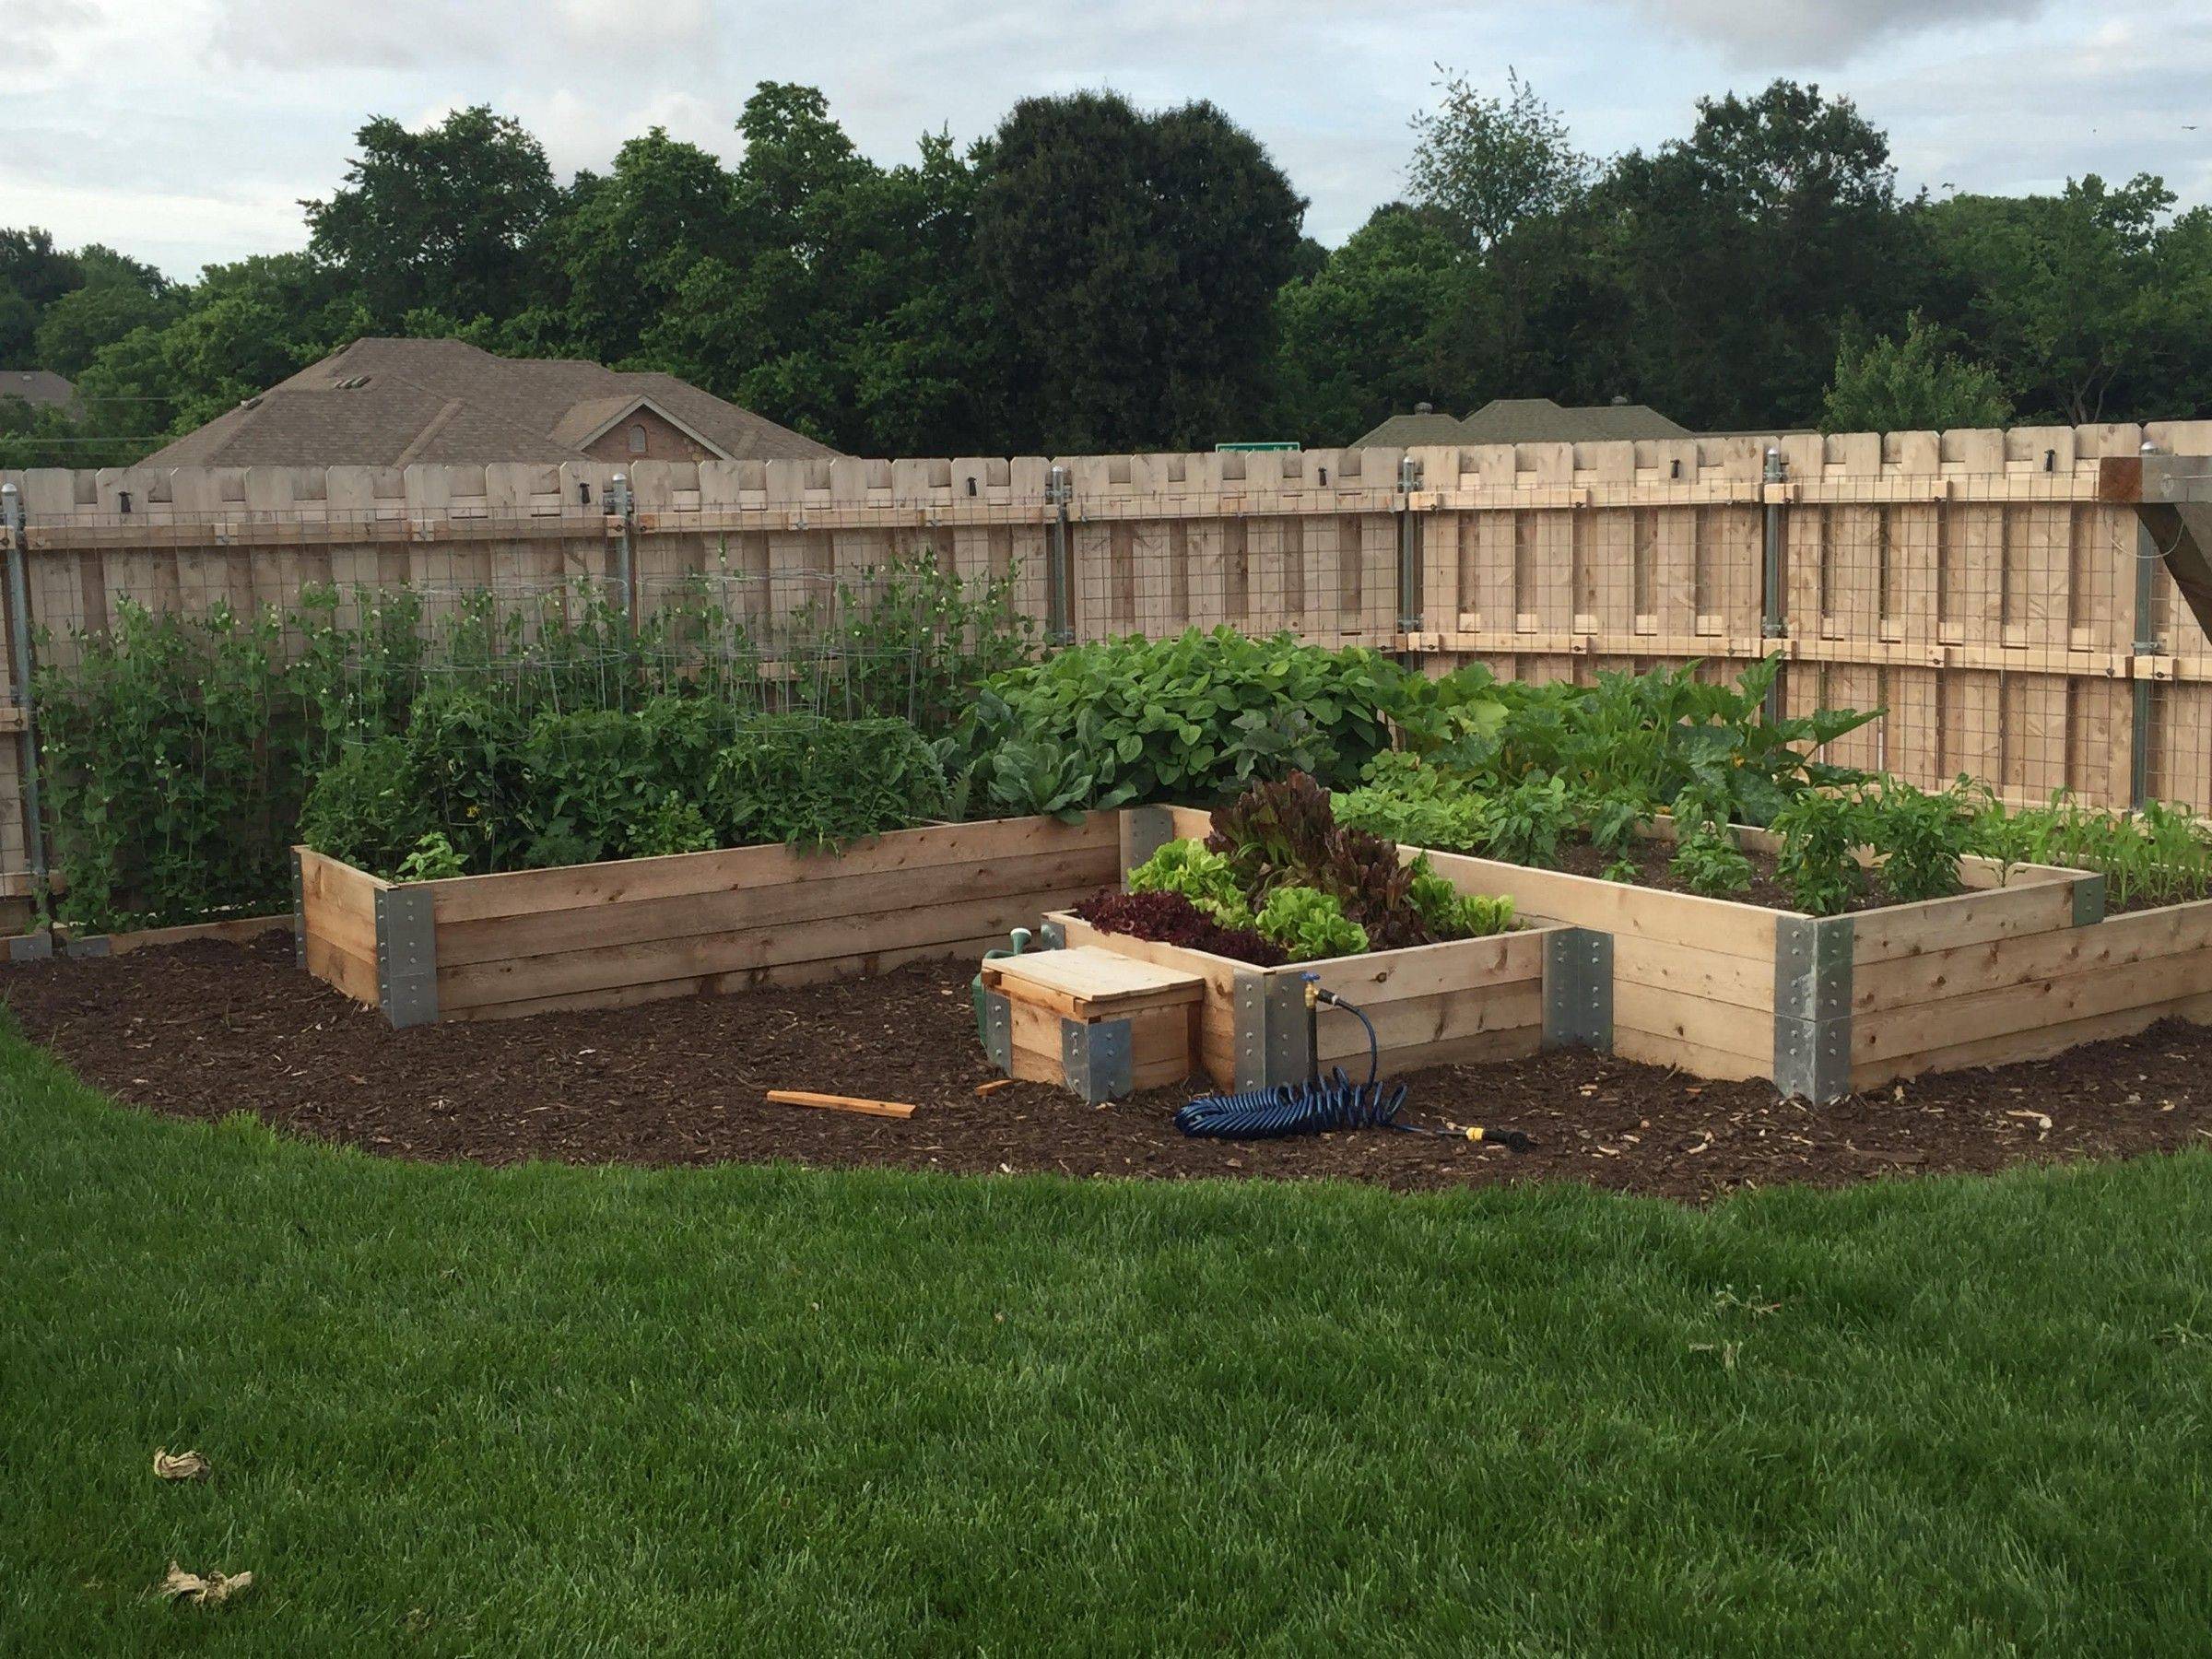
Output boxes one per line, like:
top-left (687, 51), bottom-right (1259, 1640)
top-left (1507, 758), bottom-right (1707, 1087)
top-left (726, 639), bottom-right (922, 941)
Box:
top-left (4, 76), bottom-right (2207, 469)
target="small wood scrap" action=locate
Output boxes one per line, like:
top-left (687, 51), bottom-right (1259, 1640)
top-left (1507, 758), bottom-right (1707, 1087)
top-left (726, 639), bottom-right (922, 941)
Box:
top-left (974, 1078), bottom-right (1015, 1097)
top-left (765, 1089), bottom-right (915, 1120)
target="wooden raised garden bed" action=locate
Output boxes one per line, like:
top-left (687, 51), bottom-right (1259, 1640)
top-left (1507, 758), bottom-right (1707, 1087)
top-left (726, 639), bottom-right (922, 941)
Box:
top-left (1045, 806), bottom-right (1600, 1090)
top-left (1415, 832), bottom-right (2212, 1099)
top-left (295, 812), bottom-right (1124, 1026)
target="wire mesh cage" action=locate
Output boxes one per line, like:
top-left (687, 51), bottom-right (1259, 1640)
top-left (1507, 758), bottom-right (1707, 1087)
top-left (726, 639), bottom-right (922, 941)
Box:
top-left (634, 567), bottom-right (919, 726)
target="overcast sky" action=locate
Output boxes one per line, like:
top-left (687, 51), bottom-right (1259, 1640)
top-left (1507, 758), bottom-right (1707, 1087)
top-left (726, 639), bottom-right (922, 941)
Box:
top-left (4, 0), bottom-right (2207, 281)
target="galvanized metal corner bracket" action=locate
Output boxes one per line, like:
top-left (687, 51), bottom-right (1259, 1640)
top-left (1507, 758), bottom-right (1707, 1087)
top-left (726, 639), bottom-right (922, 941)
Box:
top-left (2071, 872), bottom-right (2106, 928)
top-left (1772, 913), bottom-right (1853, 1101)
top-left (981, 990), bottom-right (1014, 1072)
top-left (1233, 970), bottom-right (1312, 1090)
top-left (1542, 926), bottom-right (1614, 1051)
top-left (373, 884), bottom-right (439, 1029)
top-left (1062, 1015), bottom-right (1132, 1104)
top-left (289, 848), bottom-right (308, 970)
top-left (1119, 804), bottom-right (1178, 881)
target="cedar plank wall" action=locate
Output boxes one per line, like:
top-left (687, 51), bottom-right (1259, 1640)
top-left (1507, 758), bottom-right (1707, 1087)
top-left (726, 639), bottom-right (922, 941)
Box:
top-left (6, 423), bottom-right (2212, 921)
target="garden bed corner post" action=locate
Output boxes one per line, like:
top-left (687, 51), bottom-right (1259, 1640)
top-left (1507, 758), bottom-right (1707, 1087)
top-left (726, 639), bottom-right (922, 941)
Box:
top-left (1117, 805), bottom-right (1177, 881)
top-left (289, 849), bottom-right (306, 970)
top-left (1542, 927), bottom-right (1613, 1052)
top-left (373, 885), bottom-right (439, 1029)
top-left (1232, 969), bottom-right (1311, 1090)
top-left (1772, 914), bottom-right (1853, 1102)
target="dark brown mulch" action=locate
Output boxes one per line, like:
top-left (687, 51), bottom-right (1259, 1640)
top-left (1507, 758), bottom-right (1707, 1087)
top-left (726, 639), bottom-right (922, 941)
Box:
top-left (5, 935), bottom-right (2211, 1203)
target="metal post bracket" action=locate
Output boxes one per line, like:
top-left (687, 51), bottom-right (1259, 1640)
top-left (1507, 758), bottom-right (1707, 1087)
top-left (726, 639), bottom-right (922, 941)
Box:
top-left (374, 885), bottom-right (439, 1029)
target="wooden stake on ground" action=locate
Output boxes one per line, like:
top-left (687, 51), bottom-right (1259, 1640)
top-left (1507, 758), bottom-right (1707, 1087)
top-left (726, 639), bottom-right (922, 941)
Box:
top-left (764, 1089), bottom-right (916, 1120)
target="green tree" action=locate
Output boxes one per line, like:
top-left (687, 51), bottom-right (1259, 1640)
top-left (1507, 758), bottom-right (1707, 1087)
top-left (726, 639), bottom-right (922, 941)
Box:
top-left (1582, 81), bottom-right (1933, 429)
top-left (1268, 204), bottom-right (1485, 443)
top-left (973, 91), bottom-right (1305, 451)
top-left (1406, 67), bottom-right (1589, 252)
top-left (304, 107), bottom-right (558, 327)
top-left (0, 227), bottom-right (85, 362)
top-left (72, 253), bottom-right (366, 442)
top-left (32, 247), bottom-right (180, 376)
top-left (1929, 174), bottom-right (2198, 424)
top-left (549, 129), bottom-right (741, 364)
top-left (647, 86), bottom-right (1003, 455)
top-left (1820, 311), bottom-right (2012, 431)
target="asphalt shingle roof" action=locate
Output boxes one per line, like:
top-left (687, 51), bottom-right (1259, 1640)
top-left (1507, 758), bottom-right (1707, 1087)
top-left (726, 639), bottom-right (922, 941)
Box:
top-left (0, 370), bottom-right (78, 412)
top-left (141, 337), bottom-right (841, 467)
top-left (1350, 397), bottom-right (1692, 449)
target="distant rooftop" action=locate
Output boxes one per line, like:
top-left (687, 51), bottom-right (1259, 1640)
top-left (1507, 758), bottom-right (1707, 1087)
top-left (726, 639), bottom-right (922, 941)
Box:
top-left (0, 370), bottom-right (77, 413)
top-left (1349, 396), bottom-right (1691, 449)
top-left (139, 337), bottom-right (840, 469)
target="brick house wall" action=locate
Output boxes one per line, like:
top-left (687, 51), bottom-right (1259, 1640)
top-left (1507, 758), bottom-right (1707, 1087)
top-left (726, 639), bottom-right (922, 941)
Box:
top-left (582, 407), bottom-right (719, 464)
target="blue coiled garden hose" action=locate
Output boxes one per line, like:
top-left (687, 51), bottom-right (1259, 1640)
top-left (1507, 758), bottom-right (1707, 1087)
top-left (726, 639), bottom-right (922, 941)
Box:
top-left (1173, 974), bottom-right (1530, 1149)
top-left (1173, 1069), bottom-right (1410, 1138)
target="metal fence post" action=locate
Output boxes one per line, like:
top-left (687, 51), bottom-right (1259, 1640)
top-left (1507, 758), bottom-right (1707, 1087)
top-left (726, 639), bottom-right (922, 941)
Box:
top-left (1761, 445), bottom-right (1788, 724)
top-left (1045, 465), bottom-right (1073, 646)
top-left (607, 471), bottom-right (635, 618)
top-left (2132, 456), bottom-right (2162, 807)
top-left (1395, 453), bottom-right (1424, 641)
top-left (1, 481), bottom-right (47, 910)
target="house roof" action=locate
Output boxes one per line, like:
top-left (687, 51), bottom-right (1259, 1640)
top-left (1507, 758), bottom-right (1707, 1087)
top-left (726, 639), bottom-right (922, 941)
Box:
top-left (140, 336), bottom-right (841, 468)
top-left (1457, 397), bottom-right (1689, 444)
top-left (1352, 411), bottom-right (1476, 449)
top-left (0, 370), bottom-right (77, 412)
top-left (1349, 396), bottom-right (1692, 449)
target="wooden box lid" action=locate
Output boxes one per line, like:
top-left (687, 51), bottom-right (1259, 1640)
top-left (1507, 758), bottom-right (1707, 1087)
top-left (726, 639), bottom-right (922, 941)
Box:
top-left (981, 946), bottom-right (1205, 1021)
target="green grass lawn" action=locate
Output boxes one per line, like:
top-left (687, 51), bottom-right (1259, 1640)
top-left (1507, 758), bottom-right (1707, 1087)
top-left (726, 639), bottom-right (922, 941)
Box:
top-left (6, 1018), bottom-right (2211, 1657)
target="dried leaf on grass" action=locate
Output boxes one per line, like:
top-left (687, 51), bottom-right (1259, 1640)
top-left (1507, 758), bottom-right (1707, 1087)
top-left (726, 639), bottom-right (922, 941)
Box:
top-left (158, 1561), bottom-right (253, 1606)
top-left (152, 1448), bottom-right (209, 1481)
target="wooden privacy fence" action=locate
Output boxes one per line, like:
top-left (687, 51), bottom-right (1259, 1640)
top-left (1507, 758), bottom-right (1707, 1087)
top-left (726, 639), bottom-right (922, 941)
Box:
top-left (3, 418), bottom-right (2211, 915)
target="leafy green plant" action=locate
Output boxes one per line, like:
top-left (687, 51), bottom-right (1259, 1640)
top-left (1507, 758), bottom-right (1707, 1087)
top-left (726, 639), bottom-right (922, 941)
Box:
top-left (36, 599), bottom-right (298, 930)
top-left (977, 627), bottom-right (1445, 807)
top-left (832, 548), bottom-right (1038, 730)
top-left (1967, 789), bottom-right (2212, 909)
top-left (628, 792), bottom-right (717, 858)
top-left (395, 830), bottom-right (466, 884)
top-left (1865, 778), bottom-right (1972, 902)
top-left (1331, 753), bottom-right (1488, 853)
top-left (1127, 839), bottom-right (1252, 930)
top-left (1424, 653), bottom-right (1876, 829)
top-left (1481, 774), bottom-right (1575, 868)
top-left (971, 735), bottom-right (1126, 823)
top-left (708, 715), bottom-right (950, 853)
top-left (1670, 818), bottom-right (1753, 899)
top-left (1206, 771), bottom-right (1430, 949)
top-left (1583, 790), bottom-right (1654, 858)
top-left (1770, 791), bottom-right (1871, 916)
top-left (1253, 885), bottom-right (1369, 960)
top-left (1406, 857), bottom-right (1516, 938)
top-left (298, 737), bottom-right (433, 878)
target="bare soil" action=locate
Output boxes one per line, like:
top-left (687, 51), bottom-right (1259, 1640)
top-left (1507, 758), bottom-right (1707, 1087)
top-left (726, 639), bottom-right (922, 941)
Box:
top-left (6, 935), bottom-right (2211, 1202)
